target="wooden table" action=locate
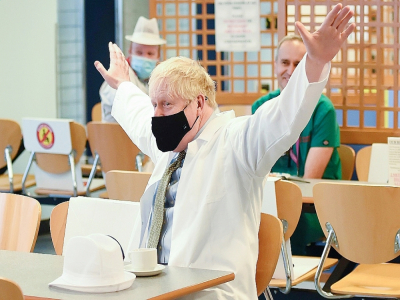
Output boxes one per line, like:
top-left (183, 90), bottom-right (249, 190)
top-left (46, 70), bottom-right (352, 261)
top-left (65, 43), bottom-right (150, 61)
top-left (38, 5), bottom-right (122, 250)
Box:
top-left (0, 250), bottom-right (234, 300)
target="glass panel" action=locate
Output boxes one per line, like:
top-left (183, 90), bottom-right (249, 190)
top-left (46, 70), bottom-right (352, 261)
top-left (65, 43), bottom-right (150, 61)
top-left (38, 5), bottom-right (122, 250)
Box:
top-left (247, 80), bottom-right (258, 93)
top-left (179, 19), bottom-right (189, 31)
top-left (347, 110), bottom-right (360, 127)
top-left (166, 19), bottom-right (176, 31)
top-left (165, 3), bottom-right (175, 16)
top-left (233, 80), bottom-right (245, 93)
top-left (247, 52), bottom-right (258, 62)
top-left (233, 52), bottom-right (244, 62)
top-left (261, 49), bottom-right (272, 61)
top-left (179, 34), bottom-right (190, 47)
top-left (234, 65), bottom-right (244, 77)
top-left (364, 110), bottom-right (376, 127)
top-left (261, 65), bottom-right (272, 77)
top-left (179, 3), bottom-right (189, 16)
top-left (166, 34), bottom-right (176, 46)
top-left (336, 109), bottom-right (343, 126)
top-left (247, 64), bottom-right (258, 77)
top-left (179, 49), bottom-right (190, 58)
top-left (166, 49), bottom-right (177, 59)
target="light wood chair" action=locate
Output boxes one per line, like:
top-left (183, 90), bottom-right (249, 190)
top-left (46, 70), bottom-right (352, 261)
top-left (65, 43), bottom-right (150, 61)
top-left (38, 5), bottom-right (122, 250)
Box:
top-left (218, 105), bottom-right (252, 117)
top-left (106, 170), bottom-right (151, 202)
top-left (23, 121), bottom-right (103, 197)
top-left (86, 122), bottom-right (148, 197)
top-left (269, 180), bottom-right (338, 293)
top-left (49, 201), bottom-right (69, 255)
top-left (0, 193), bottom-right (41, 252)
top-left (91, 102), bottom-right (102, 122)
top-left (355, 145), bottom-right (371, 181)
top-left (256, 213), bottom-right (283, 298)
top-left (0, 277), bottom-right (24, 300)
top-left (337, 144), bottom-right (355, 180)
top-left (313, 182), bottom-right (400, 298)
top-left (0, 119), bottom-right (35, 193)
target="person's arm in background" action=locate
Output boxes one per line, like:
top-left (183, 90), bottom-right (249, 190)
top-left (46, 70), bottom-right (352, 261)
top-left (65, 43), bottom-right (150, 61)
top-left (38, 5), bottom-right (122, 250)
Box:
top-left (303, 96), bottom-right (340, 178)
top-left (99, 81), bottom-right (117, 122)
top-left (303, 147), bottom-right (333, 178)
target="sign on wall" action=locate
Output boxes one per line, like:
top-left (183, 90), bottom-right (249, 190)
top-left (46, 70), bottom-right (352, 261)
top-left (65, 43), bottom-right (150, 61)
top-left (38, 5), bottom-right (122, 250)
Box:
top-left (215, 0), bottom-right (261, 52)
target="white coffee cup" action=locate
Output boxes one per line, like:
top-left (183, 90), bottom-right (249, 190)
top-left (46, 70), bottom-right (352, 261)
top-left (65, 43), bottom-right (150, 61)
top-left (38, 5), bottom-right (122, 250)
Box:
top-left (128, 248), bottom-right (157, 271)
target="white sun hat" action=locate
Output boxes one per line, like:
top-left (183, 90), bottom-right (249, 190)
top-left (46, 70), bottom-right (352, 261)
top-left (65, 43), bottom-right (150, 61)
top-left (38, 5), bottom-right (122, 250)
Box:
top-left (49, 234), bottom-right (135, 293)
top-left (125, 16), bottom-right (166, 46)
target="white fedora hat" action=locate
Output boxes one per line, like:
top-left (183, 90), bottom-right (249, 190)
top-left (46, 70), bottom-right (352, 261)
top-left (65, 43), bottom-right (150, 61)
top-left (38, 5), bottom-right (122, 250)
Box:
top-left (125, 16), bottom-right (166, 45)
top-left (49, 234), bottom-right (135, 293)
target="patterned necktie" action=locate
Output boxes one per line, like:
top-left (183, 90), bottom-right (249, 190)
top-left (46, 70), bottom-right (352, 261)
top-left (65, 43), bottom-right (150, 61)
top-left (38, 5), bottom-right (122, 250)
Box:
top-left (147, 151), bottom-right (186, 248)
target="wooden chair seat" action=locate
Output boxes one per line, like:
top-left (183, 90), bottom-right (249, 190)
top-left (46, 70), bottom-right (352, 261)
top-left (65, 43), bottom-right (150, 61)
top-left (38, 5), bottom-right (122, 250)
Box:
top-left (0, 174), bottom-right (35, 193)
top-left (0, 277), bottom-right (24, 300)
top-left (355, 145), bottom-right (371, 181)
top-left (331, 264), bottom-right (400, 297)
top-left (268, 180), bottom-right (338, 293)
top-left (256, 213), bottom-right (283, 296)
top-left (313, 182), bottom-right (400, 298)
top-left (269, 257), bottom-right (337, 287)
top-left (337, 144), bottom-right (355, 180)
top-left (0, 119), bottom-right (36, 193)
top-left (0, 193), bottom-right (41, 252)
top-left (106, 170), bottom-right (151, 201)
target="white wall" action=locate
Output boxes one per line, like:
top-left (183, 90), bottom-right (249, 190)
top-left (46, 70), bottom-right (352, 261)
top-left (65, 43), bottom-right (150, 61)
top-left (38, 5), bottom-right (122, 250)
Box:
top-left (0, 0), bottom-right (57, 123)
top-left (0, 0), bottom-right (57, 173)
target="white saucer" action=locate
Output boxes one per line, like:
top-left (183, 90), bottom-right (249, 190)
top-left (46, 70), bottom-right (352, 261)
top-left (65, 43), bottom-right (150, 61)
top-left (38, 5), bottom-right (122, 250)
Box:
top-left (124, 264), bottom-right (165, 277)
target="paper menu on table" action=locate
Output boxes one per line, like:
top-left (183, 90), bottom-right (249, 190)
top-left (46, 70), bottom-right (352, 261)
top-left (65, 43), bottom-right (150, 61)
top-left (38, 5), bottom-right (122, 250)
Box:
top-left (388, 137), bottom-right (400, 186)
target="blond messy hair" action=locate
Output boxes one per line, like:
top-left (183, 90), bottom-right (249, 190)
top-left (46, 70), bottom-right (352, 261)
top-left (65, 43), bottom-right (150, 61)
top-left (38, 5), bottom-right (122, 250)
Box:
top-left (148, 56), bottom-right (217, 109)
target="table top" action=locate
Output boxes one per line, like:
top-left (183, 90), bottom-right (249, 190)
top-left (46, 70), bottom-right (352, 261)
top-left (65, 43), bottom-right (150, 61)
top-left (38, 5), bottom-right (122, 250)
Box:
top-left (0, 250), bottom-right (234, 300)
top-left (289, 178), bottom-right (374, 203)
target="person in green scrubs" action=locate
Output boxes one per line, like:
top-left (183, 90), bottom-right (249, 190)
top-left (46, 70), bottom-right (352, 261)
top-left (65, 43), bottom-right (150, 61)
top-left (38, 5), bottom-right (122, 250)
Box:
top-left (252, 35), bottom-right (342, 255)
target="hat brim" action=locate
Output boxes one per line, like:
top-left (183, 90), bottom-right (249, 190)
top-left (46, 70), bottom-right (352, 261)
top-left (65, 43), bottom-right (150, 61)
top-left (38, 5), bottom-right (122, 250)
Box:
top-left (49, 271), bottom-right (135, 293)
top-left (125, 34), bottom-right (166, 46)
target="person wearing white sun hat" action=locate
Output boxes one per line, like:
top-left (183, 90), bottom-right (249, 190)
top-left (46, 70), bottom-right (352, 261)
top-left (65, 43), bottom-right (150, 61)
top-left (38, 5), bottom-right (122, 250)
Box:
top-left (99, 16), bottom-right (166, 123)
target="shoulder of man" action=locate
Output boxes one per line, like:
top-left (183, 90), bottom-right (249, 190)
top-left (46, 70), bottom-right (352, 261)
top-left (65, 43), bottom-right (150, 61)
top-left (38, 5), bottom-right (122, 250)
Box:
top-left (251, 90), bottom-right (281, 114)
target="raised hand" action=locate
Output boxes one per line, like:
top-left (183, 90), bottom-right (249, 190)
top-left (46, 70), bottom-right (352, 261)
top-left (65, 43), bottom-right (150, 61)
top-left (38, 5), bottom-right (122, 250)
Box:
top-left (296, 3), bottom-right (355, 66)
top-left (94, 42), bottom-right (130, 89)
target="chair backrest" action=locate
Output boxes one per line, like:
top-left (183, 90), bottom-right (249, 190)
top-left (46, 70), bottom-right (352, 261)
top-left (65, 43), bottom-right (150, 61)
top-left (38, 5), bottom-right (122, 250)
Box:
top-left (91, 102), bottom-right (102, 122)
top-left (275, 180), bottom-right (302, 240)
top-left (314, 182), bottom-right (400, 264)
top-left (355, 145), bottom-right (372, 182)
top-left (0, 119), bottom-right (22, 170)
top-left (35, 121), bottom-right (87, 174)
top-left (337, 144), bottom-right (356, 180)
top-left (256, 213), bottom-right (283, 296)
top-left (218, 105), bottom-right (252, 117)
top-left (87, 121), bottom-right (141, 173)
top-left (0, 277), bottom-right (24, 300)
top-left (50, 201), bottom-right (69, 255)
top-left (106, 170), bottom-right (151, 201)
top-left (0, 193), bottom-right (41, 252)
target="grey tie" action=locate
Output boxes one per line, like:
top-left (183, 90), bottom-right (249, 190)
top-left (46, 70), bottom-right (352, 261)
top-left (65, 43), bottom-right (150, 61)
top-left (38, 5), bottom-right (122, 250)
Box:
top-left (147, 151), bottom-right (186, 248)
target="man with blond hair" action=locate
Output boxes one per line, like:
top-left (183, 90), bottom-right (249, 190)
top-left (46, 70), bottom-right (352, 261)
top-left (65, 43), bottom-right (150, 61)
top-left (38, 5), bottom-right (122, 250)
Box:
top-left (95, 5), bottom-right (355, 299)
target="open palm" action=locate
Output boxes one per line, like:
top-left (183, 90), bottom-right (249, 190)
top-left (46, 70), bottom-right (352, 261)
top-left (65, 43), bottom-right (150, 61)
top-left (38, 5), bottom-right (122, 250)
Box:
top-left (296, 4), bottom-right (356, 66)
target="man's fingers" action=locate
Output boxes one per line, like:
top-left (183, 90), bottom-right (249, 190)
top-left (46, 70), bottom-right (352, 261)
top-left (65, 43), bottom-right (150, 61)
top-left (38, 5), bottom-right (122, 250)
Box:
top-left (295, 21), bottom-right (311, 43)
top-left (321, 3), bottom-right (342, 27)
top-left (94, 61), bottom-right (108, 79)
top-left (337, 10), bottom-right (354, 33)
top-left (341, 22), bottom-right (356, 42)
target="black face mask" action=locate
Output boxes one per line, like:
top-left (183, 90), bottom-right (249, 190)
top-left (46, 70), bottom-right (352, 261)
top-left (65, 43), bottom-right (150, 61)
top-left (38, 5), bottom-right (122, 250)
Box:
top-left (151, 106), bottom-right (199, 152)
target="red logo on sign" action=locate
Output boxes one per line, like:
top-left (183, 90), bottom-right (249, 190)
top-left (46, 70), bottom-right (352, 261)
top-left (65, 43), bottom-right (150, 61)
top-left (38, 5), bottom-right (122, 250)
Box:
top-left (36, 123), bottom-right (55, 149)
